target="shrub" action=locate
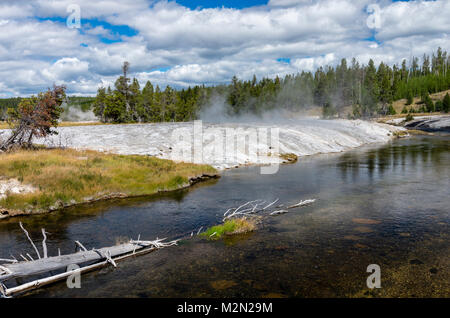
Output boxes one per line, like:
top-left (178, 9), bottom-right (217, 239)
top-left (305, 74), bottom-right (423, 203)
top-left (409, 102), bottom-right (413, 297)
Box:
top-left (387, 104), bottom-right (396, 115)
top-left (405, 113), bottom-right (414, 122)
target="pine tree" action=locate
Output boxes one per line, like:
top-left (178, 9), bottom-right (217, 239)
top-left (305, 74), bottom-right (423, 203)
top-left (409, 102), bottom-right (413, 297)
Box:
top-left (137, 81), bottom-right (154, 122)
top-left (406, 90), bottom-right (413, 105)
top-left (93, 87), bottom-right (107, 122)
top-left (443, 93), bottom-right (450, 113)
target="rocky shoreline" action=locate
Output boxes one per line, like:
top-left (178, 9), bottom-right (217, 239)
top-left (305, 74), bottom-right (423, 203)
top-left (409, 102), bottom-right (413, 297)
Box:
top-left (404, 115), bottom-right (450, 132)
top-left (385, 115), bottom-right (450, 132)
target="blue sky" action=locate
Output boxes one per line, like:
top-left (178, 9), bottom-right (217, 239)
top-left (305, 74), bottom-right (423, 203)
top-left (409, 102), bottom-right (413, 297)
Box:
top-left (0, 0), bottom-right (448, 96)
top-left (176, 0), bottom-right (269, 9)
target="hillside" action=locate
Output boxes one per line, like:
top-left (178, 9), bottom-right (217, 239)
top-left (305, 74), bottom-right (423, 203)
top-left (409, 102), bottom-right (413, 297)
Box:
top-left (392, 89), bottom-right (450, 114)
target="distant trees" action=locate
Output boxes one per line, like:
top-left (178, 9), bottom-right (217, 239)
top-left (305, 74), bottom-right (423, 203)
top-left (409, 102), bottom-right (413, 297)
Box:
top-left (0, 98), bottom-right (22, 121)
top-left (92, 48), bottom-right (450, 122)
top-left (1, 85), bottom-right (66, 151)
top-left (93, 62), bottom-right (206, 123)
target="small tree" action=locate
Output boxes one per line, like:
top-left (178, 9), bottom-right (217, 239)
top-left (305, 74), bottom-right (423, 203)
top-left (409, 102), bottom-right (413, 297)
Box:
top-left (435, 100), bottom-right (443, 112)
top-left (423, 94), bottom-right (435, 112)
top-left (443, 93), bottom-right (450, 113)
top-left (93, 87), bottom-right (107, 122)
top-left (405, 113), bottom-right (414, 122)
top-left (322, 101), bottom-right (337, 119)
top-left (406, 90), bottom-right (413, 105)
top-left (1, 85), bottom-right (66, 151)
top-left (387, 104), bottom-right (396, 115)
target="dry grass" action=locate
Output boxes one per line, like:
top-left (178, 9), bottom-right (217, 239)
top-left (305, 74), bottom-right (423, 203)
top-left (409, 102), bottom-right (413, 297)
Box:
top-left (377, 112), bottom-right (445, 124)
top-left (0, 121), bottom-right (107, 130)
top-left (57, 121), bottom-right (106, 127)
top-left (279, 153), bottom-right (298, 163)
top-left (392, 89), bottom-right (450, 114)
top-left (0, 148), bottom-right (216, 212)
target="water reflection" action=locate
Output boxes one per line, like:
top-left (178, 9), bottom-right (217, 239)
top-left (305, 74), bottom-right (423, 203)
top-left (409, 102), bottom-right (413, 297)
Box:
top-left (337, 136), bottom-right (450, 184)
top-left (1, 136), bottom-right (449, 297)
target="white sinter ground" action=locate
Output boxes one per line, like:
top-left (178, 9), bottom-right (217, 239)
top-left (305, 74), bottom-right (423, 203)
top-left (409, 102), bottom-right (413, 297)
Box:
top-left (386, 115), bottom-right (450, 130)
top-left (0, 178), bottom-right (36, 200)
top-left (7, 118), bottom-right (403, 170)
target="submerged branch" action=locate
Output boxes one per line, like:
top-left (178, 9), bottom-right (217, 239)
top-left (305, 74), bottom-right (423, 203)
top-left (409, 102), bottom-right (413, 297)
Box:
top-left (19, 222), bottom-right (41, 260)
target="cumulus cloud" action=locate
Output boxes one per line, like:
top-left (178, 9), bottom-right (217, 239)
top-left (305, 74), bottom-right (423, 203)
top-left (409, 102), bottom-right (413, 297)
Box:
top-left (0, 0), bottom-right (448, 96)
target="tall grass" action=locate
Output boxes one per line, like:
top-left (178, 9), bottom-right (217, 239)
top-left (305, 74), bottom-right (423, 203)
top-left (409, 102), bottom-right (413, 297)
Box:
top-left (0, 148), bottom-right (216, 212)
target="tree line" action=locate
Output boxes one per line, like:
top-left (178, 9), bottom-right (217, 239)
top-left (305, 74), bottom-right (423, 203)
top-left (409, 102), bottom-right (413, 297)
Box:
top-left (0, 96), bottom-right (94, 121)
top-left (92, 48), bottom-right (450, 123)
top-left (92, 61), bottom-right (209, 123)
top-left (2, 47), bottom-right (449, 124)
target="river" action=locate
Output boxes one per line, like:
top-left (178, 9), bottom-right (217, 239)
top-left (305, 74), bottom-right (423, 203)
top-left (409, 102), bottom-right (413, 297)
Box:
top-left (0, 135), bottom-right (449, 297)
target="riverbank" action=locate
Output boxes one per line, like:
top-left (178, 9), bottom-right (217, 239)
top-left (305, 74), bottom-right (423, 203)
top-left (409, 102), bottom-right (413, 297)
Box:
top-left (0, 118), bottom-right (404, 219)
top-left (0, 148), bottom-right (218, 219)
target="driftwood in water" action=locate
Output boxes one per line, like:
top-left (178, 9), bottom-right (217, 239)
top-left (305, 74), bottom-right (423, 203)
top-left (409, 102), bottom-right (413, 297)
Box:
top-left (223, 198), bottom-right (316, 220)
top-left (0, 223), bottom-right (178, 297)
top-left (1, 241), bottom-right (163, 282)
top-left (1, 243), bottom-right (161, 297)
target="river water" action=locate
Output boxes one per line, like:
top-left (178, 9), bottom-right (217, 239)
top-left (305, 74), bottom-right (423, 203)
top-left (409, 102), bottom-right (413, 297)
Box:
top-left (0, 135), bottom-right (449, 297)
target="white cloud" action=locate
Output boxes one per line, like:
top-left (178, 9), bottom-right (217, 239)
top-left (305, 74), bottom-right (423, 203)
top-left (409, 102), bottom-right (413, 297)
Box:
top-left (42, 58), bottom-right (89, 81)
top-left (0, 0), bottom-right (448, 96)
top-left (292, 53), bottom-right (335, 71)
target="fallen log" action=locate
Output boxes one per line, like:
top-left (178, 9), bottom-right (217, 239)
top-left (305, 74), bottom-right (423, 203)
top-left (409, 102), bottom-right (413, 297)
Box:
top-left (0, 239), bottom-right (174, 282)
top-left (1, 243), bottom-right (166, 297)
top-left (0, 224), bottom-right (179, 297)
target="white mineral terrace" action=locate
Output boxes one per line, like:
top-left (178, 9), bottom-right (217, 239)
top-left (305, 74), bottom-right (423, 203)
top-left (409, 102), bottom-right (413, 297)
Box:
top-left (11, 119), bottom-right (403, 170)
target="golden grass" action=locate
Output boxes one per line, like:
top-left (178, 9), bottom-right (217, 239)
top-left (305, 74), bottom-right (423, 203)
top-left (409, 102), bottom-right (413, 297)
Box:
top-left (0, 148), bottom-right (216, 212)
top-left (392, 89), bottom-right (450, 114)
top-left (1, 121), bottom-right (109, 130)
top-left (57, 121), bottom-right (106, 127)
top-left (279, 153), bottom-right (298, 163)
top-left (377, 112), bottom-right (444, 123)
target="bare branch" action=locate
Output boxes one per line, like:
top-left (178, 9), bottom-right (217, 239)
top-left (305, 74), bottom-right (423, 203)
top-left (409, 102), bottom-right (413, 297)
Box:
top-left (270, 210), bottom-right (288, 215)
top-left (0, 259), bottom-right (17, 264)
top-left (41, 229), bottom-right (48, 258)
top-left (74, 240), bottom-right (88, 252)
top-left (19, 222), bottom-right (41, 259)
top-left (287, 199), bottom-right (316, 209)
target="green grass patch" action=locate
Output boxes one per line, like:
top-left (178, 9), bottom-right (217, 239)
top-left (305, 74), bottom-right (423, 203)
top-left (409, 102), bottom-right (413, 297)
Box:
top-left (200, 218), bottom-right (256, 240)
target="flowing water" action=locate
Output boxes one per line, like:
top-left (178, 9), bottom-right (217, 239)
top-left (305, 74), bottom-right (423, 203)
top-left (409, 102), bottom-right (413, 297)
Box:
top-left (0, 135), bottom-right (449, 297)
